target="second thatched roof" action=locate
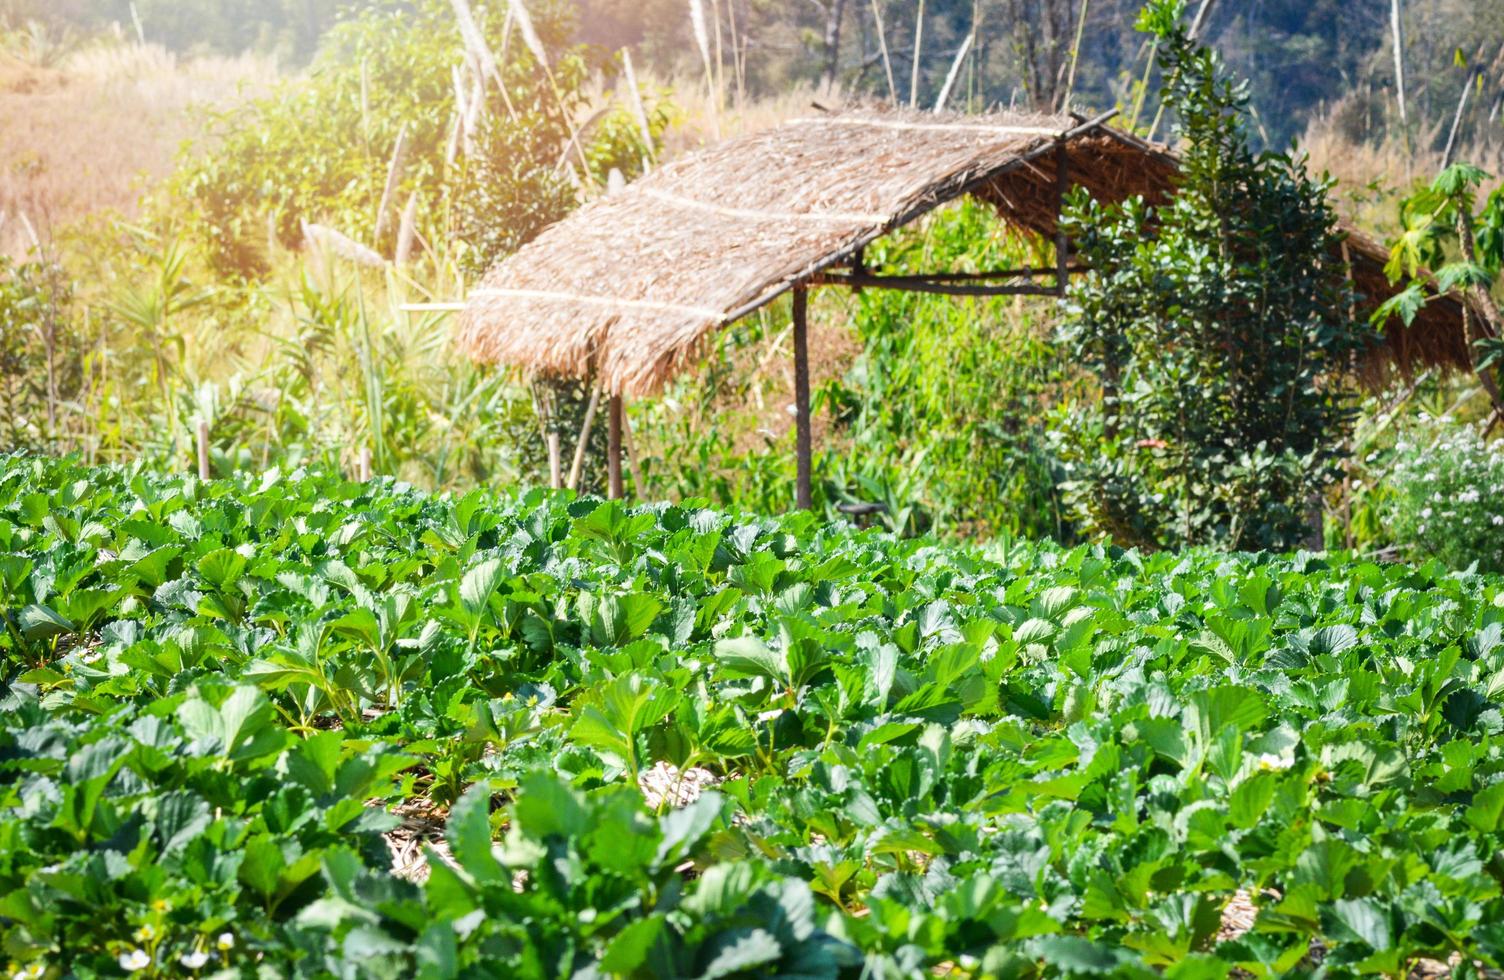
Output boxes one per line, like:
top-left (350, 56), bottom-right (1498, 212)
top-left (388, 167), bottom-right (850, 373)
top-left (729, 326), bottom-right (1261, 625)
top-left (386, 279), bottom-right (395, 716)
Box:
top-left (456, 108), bottom-right (1475, 396)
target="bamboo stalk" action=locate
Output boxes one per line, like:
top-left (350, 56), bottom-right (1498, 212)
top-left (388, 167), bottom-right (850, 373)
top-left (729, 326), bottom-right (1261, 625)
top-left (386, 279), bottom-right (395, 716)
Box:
top-left (933, 33), bottom-right (974, 113)
top-left (567, 385), bottom-right (603, 490)
top-left (1442, 71), bottom-right (1478, 169)
top-left (869, 0), bottom-right (898, 105)
top-left (1391, 0), bottom-right (1411, 156)
top-left (1059, 0), bottom-right (1090, 113)
top-left (909, 0), bottom-right (925, 109)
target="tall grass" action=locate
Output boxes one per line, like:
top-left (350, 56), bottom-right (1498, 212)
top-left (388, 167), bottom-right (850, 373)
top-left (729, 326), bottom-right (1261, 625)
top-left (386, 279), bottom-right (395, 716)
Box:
top-left (0, 32), bottom-right (273, 258)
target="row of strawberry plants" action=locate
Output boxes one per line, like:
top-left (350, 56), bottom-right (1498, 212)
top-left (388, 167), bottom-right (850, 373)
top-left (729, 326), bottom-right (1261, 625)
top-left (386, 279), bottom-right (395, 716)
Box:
top-left (4, 454), bottom-right (1504, 977)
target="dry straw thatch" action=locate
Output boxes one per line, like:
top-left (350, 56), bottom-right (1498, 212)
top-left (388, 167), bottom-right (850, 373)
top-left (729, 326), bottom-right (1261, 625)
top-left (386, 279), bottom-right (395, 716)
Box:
top-left (456, 108), bottom-right (1477, 396)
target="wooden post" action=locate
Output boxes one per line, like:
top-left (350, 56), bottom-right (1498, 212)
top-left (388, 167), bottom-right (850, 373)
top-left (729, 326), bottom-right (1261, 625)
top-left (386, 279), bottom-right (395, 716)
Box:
top-left (546, 431), bottom-right (562, 490)
top-left (567, 386), bottom-right (603, 491)
top-left (360, 447), bottom-right (373, 482)
top-left (608, 395), bottom-right (624, 500)
top-left (196, 419), bottom-right (210, 481)
top-left (1055, 142), bottom-right (1070, 297)
top-left (792, 285), bottom-right (813, 511)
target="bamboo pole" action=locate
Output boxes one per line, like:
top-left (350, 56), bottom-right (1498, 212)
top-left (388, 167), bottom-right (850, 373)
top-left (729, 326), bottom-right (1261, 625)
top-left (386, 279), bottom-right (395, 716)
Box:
top-left (869, 0), bottom-right (898, 105)
top-left (1060, 0), bottom-right (1090, 113)
top-left (196, 419), bottom-right (210, 481)
top-left (909, 0), bottom-right (925, 109)
top-left (360, 446), bottom-right (373, 482)
top-left (608, 396), bottom-right (624, 500)
top-left (567, 385), bottom-right (602, 491)
top-left (1442, 70), bottom-right (1478, 169)
top-left (1391, 0), bottom-right (1411, 157)
top-left (792, 286), bottom-right (813, 511)
top-left (933, 33), bottom-right (974, 113)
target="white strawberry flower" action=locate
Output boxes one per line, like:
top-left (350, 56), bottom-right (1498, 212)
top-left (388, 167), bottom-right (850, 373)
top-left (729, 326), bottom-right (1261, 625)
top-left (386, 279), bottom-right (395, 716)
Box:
top-left (118, 949), bottom-right (151, 972)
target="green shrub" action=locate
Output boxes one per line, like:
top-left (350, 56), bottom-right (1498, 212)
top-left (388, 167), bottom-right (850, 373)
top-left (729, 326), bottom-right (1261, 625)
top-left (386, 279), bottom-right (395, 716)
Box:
top-left (166, 0), bottom-right (656, 279)
top-left (1385, 422), bottom-right (1504, 572)
top-left (0, 255), bottom-right (78, 453)
top-left (1054, 0), bottom-right (1374, 552)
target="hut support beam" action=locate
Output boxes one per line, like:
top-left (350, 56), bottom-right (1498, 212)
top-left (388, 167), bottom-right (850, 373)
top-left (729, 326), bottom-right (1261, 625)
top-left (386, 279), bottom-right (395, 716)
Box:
top-left (608, 395), bottom-right (625, 500)
top-left (793, 285), bottom-right (813, 511)
top-left (814, 272), bottom-right (1061, 297)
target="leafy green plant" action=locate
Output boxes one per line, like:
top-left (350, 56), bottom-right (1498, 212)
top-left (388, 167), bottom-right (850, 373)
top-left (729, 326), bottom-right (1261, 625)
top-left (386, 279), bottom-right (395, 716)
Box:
top-left (1379, 162), bottom-right (1504, 422)
top-left (1055, 0), bottom-right (1374, 551)
top-left (7, 454), bottom-right (1504, 975)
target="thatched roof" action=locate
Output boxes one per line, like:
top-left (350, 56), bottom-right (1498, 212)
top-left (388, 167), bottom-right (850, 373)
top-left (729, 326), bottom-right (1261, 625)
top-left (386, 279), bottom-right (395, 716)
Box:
top-left (457, 108), bottom-right (1476, 396)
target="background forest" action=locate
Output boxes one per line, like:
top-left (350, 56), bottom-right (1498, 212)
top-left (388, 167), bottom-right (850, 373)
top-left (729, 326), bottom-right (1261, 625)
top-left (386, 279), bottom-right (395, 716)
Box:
top-left (2, 0), bottom-right (1503, 568)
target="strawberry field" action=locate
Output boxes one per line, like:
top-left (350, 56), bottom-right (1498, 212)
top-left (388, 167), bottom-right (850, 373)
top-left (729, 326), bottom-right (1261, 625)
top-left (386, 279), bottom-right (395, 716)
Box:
top-left (5, 455), bottom-right (1504, 978)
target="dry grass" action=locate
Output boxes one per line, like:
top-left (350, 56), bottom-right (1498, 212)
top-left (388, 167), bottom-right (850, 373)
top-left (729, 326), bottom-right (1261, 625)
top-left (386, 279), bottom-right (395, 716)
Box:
top-left (1302, 109), bottom-right (1504, 235)
top-left (0, 38), bottom-right (275, 259)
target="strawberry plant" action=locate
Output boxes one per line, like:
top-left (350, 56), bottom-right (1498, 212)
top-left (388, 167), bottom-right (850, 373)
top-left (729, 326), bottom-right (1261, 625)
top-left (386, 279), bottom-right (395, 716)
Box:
top-left (5, 453), bottom-right (1504, 976)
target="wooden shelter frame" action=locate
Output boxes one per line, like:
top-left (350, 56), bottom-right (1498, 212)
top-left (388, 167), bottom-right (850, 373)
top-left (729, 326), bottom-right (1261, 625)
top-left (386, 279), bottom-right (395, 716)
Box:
top-left (449, 107), bottom-right (1481, 512)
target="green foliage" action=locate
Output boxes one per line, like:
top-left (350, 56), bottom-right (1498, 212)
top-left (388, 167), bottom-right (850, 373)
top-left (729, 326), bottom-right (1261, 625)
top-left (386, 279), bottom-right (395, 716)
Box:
top-left (1380, 163), bottom-right (1504, 418)
top-left (166, 0), bottom-right (655, 279)
top-left (1055, 0), bottom-right (1374, 551)
top-left (8, 455), bottom-right (1504, 973)
top-left (640, 202), bottom-right (1070, 540)
top-left (0, 255), bottom-right (76, 453)
top-left (1382, 422), bottom-right (1504, 573)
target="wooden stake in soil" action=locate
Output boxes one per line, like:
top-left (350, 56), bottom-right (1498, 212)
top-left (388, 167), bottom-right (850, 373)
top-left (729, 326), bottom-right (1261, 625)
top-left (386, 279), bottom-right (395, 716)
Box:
top-left (360, 447), bottom-right (373, 483)
top-left (196, 419), bottom-right (211, 481)
top-left (608, 395), bottom-right (624, 500)
top-left (792, 285), bottom-right (813, 511)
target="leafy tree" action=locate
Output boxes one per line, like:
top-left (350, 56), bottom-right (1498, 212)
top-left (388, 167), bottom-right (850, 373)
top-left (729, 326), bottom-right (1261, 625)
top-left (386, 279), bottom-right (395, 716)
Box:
top-left (1053, 0), bottom-right (1374, 552)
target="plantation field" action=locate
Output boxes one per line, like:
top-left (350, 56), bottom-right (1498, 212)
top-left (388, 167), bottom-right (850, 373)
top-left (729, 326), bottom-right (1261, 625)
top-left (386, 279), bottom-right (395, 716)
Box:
top-left (4, 455), bottom-right (1504, 977)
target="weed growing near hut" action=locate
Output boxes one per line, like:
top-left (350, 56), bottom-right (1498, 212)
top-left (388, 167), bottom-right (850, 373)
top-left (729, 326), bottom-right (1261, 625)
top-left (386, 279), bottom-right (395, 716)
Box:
top-left (7, 455), bottom-right (1504, 974)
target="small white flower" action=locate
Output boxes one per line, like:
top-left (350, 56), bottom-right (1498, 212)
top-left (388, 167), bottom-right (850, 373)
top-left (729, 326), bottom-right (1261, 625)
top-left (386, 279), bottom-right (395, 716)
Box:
top-left (216, 932), bottom-right (235, 951)
top-left (1493, 515), bottom-right (1503, 526)
top-left (1421, 507), bottom-right (1432, 519)
top-left (179, 950), bottom-right (210, 970)
top-left (1255, 753), bottom-right (1293, 771)
top-left (118, 949), bottom-right (151, 972)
